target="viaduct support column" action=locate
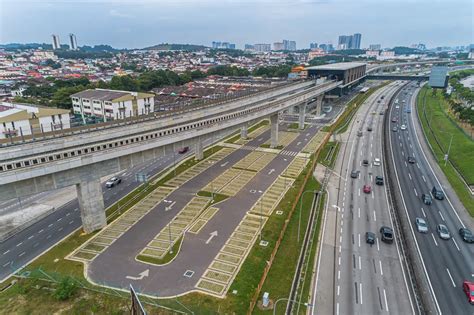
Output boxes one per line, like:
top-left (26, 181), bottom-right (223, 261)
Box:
top-left (315, 95), bottom-right (324, 116)
top-left (270, 113), bottom-right (279, 148)
top-left (298, 103), bottom-right (306, 130)
top-left (241, 124), bottom-right (248, 139)
top-left (195, 136), bottom-right (203, 160)
top-left (76, 178), bottom-right (106, 233)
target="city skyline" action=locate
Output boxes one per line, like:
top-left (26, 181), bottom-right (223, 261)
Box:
top-left (0, 0), bottom-right (471, 49)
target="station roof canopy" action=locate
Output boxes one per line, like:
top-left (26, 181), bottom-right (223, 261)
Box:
top-left (305, 62), bottom-right (367, 71)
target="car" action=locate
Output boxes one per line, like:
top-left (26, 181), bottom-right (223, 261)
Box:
top-left (432, 186), bottom-right (445, 200)
top-left (351, 170), bottom-right (358, 178)
top-left (375, 175), bottom-right (384, 185)
top-left (392, 126), bottom-right (398, 132)
top-left (379, 111), bottom-right (384, 115)
top-left (395, 105), bottom-right (400, 109)
top-left (380, 226), bottom-right (394, 243)
top-left (105, 177), bottom-right (121, 188)
top-left (362, 159), bottom-right (369, 166)
top-left (367, 126), bottom-right (373, 132)
top-left (363, 184), bottom-right (371, 193)
top-left (373, 158), bottom-right (381, 166)
top-left (408, 156), bottom-right (416, 164)
top-left (406, 108), bottom-right (412, 113)
top-left (357, 130), bottom-right (363, 137)
top-left (462, 281), bottom-right (474, 304)
top-left (377, 100), bottom-right (381, 103)
top-left (415, 217), bottom-right (428, 233)
top-left (366, 232), bottom-right (376, 245)
top-left (400, 124), bottom-right (407, 130)
top-left (178, 146), bottom-right (189, 154)
top-left (402, 99), bottom-right (406, 103)
top-left (436, 224), bottom-right (451, 240)
top-left (381, 95), bottom-right (385, 99)
top-left (422, 193), bottom-right (432, 205)
top-left (392, 117), bottom-right (398, 123)
top-left (459, 228), bottom-right (474, 243)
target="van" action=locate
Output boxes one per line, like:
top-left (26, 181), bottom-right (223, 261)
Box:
top-left (432, 186), bottom-right (445, 200)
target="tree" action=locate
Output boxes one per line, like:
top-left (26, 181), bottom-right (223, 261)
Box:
top-left (51, 85), bottom-right (87, 109)
top-left (109, 75), bottom-right (138, 91)
top-left (53, 277), bottom-right (77, 301)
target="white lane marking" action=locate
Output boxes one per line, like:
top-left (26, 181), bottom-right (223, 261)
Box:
top-left (384, 288), bottom-right (389, 312)
top-left (58, 227), bottom-right (63, 232)
top-left (405, 161), bottom-right (408, 167)
top-left (46, 235), bottom-right (51, 239)
top-left (379, 260), bottom-right (384, 276)
top-left (359, 256), bottom-right (362, 270)
top-left (69, 220), bottom-right (74, 225)
top-left (3, 250), bottom-right (10, 255)
top-left (338, 256), bottom-right (341, 265)
top-left (38, 229), bottom-right (44, 234)
top-left (338, 270), bottom-right (341, 280)
top-left (48, 224), bottom-right (53, 228)
top-left (360, 282), bottom-right (363, 305)
top-left (452, 238), bottom-right (460, 251)
top-left (371, 191), bottom-right (374, 199)
top-left (421, 207), bottom-right (426, 217)
top-left (16, 242), bottom-right (23, 247)
top-left (358, 207), bottom-right (361, 218)
top-left (422, 175), bottom-right (426, 183)
top-left (358, 189), bottom-right (361, 197)
top-left (27, 235), bottom-right (34, 240)
top-left (446, 268), bottom-right (456, 287)
top-left (413, 188), bottom-right (418, 196)
top-left (2, 262), bottom-right (10, 267)
top-left (408, 173), bottom-right (412, 180)
top-left (66, 212), bottom-right (70, 216)
top-left (431, 233), bottom-right (438, 246)
top-left (336, 303), bottom-right (339, 315)
top-left (373, 211), bottom-right (377, 222)
top-left (337, 285), bottom-right (340, 296)
top-left (358, 234), bottom-right (361, 247)
top-left (402, 150), bottom-right (404, 156)
top-left (439, 211), bottom-right (445, 221)
top-left (19, 252), bottom-right (25, 257)
top-left (376, 238), bottom-right (380, 251)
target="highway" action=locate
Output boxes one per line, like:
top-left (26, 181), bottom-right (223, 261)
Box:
top-left (313, 82), bottom-right (414, 315)
top-left (0, 137), bottom-right (218, 283)
top-left (387, 82), bottom-right (474, 314)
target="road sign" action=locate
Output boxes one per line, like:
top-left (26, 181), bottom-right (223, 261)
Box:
top-left (130, 284), bottom-right (147, 315)
top-left (135, 173), bottom-right (149, 183)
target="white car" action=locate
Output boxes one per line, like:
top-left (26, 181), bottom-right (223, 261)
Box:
top-left (395, 105), bottom-right (399, 109)
top-left (373, 158), bottom-right (381, 166)
top-left (400, 124), bottom-right (407, 130)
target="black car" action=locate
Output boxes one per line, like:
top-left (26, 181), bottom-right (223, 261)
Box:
top-left (375, 176), bottom-right (384, 185)
top-left (422, 193), bottom-right (432, 205)
top-left (392, 126), bottom-right (398, 132)
top-left (432, 186), bottom-right (445, 200)
top-left (351, 170), bottom-right (358, 178)
top-left (408, 156), bottom-right (416, 164)
top-left (362, 159), bottom-right (369, 166)
top-left (380, 226), bottom-right (394, 243)
top-left (459, 228), bottom-right (474, 243)
top-left (366, 232), bottom-right (376, 245)
top-left (367, 126), bottom-right (373, 132)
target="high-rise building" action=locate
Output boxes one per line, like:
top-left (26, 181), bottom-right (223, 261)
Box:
top-left (51, 34), bottom-right (60, 50)
top-left (244, 44), bottom-right (254, 51)
top-left (254, 44), bottom-right (271, 52)
top-left (69, 33), bottom-right (78, 50)
top-left (310, 43), bottom-right (318, 49)
top-left (352, 33), bottom-right (362, 49)
top-left (212, 41), bottom-right (236, 49)
top-left (282, 39), bottom-right (296, 51)
top-left (273, 42), bottom-right (284, 51)
top-left (369, 44), bottom-right (381, 50)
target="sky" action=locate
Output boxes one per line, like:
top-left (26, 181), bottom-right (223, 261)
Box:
top-left (0, 0), bottom-right (472, 49)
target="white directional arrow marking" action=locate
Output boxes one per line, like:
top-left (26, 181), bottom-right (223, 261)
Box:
top-left (221, 162), bottom-right (229, 167)
top-left (296, 141), bottom-right (301, 146)
top-left (268, 169), bottom-right (275, 175)
top-left (206, 231), bottom-right (218, 244)
top-left (165, 201), bottom-right (176, 211)
top-left (126, 269), bottom-right (149, 280)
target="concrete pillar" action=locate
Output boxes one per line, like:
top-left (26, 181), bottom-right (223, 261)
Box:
top-left (270, 113), bottom-right (279, 148)
top-left (298, 103), bottom-right (306, 130)
top-left (315, 95), bottom-right (324, 116)
top-left (195, 136), bottom-right (203, 160)
top-left (76, 178), bottom-right (106, 233)
top-left (241, 124), bottom-right (248, 139)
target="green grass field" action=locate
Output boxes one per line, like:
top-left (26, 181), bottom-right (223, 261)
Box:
top-left (417, 87), bottom-right (474, 216)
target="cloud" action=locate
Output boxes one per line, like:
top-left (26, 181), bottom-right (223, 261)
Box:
top-left (109, 9), bottom-right (133, 18)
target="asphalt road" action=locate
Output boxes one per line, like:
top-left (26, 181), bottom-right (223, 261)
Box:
top-left (313, 82), bottom-right (414, 315)
top-left (88, 122), bottom-right (322, 297)
top-left (387, 82), bottom-right (474, 314)
top-left (0, 137), bottom-right (218, 283)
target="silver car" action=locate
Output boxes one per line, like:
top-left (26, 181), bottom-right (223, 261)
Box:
top-left (415, 217), bottom-right (428, 233)
top-left (436, 224), bottom-right (451, 240)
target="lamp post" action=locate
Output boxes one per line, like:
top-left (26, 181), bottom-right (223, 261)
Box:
top-left (272, 298), bottom-right (312, 315)
top-left (298, 190), bottom-right (317, 243)
top-left (437, 130), bottom-right (454, 166)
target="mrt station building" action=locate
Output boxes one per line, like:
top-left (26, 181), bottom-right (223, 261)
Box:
top-left (306, 62), bottom-right (367, 95)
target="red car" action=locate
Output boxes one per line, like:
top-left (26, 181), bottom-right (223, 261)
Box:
top-left (363, 185), bottom-right (371, 194)
top-left (463, 281), bottom-right (474, 304)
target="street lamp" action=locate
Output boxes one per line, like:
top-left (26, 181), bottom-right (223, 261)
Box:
top-left (298, 190), bottom-right (317, 243)
top-left (437, 130), bottom-right (453, 167)
top-left (272, 297), bottom-right (312, 315)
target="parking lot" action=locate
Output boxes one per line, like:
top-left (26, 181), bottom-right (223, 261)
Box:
top-left (249, 176), bottom-right (294, 216)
